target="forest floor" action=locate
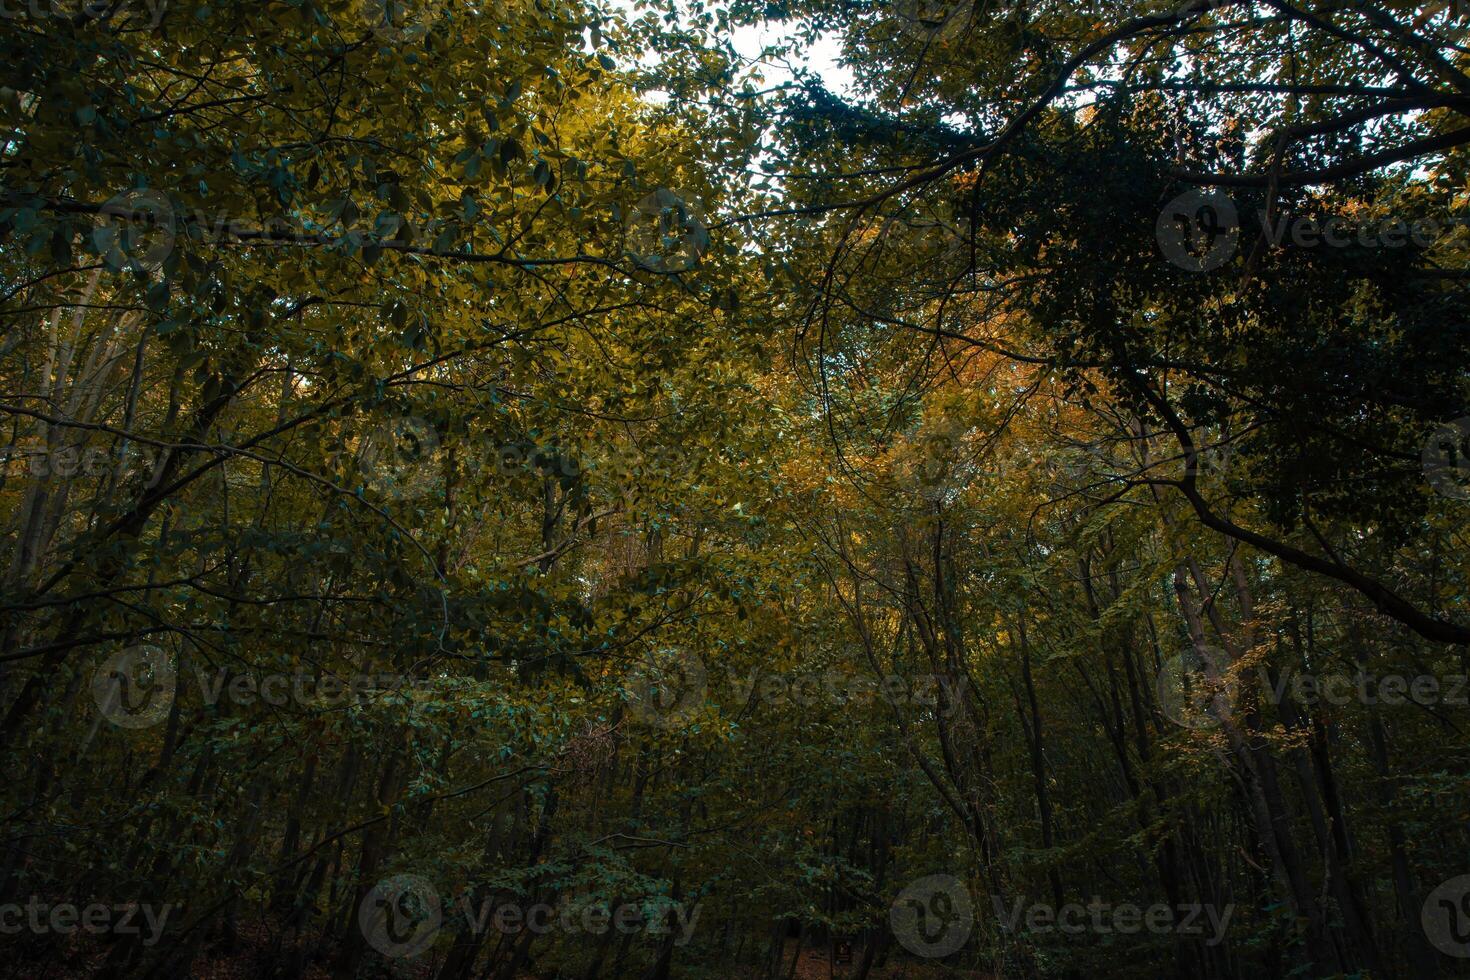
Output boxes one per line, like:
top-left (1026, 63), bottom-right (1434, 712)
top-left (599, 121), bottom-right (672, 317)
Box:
top-left (754, 940), bottom-right (989, 979)
top-left (168, 935), bottom-right (988, 979)
top-left (22, 927), bottom-right (991, 979)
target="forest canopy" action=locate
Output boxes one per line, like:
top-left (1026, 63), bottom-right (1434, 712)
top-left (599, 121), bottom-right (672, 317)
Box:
top-left (1, 0), bottom-right (1468, 977)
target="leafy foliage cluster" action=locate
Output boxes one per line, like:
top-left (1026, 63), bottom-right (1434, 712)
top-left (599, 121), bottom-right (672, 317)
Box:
top-left (1, 0), bottom-right (1468, 977)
